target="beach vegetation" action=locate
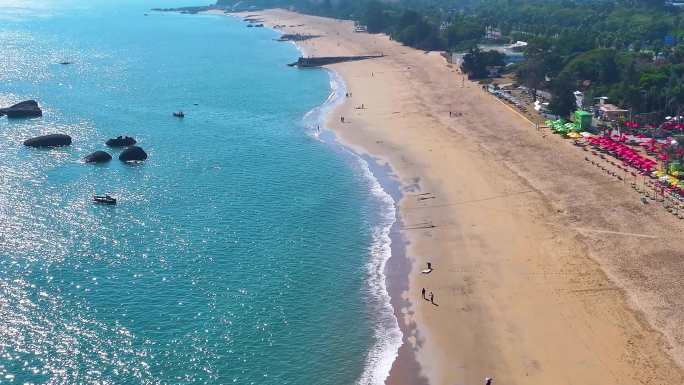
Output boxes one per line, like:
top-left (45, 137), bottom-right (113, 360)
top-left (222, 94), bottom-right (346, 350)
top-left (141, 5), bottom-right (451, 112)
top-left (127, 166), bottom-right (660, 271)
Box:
top-left (461, 47), bottom-right (505, 79)
top-left (224, 0), bottom-right (684, 117)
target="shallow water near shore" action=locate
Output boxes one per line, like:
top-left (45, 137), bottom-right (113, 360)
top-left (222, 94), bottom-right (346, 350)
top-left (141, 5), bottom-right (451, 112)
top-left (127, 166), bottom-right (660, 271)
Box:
top-left (0, 1), bottom-right (399, 384)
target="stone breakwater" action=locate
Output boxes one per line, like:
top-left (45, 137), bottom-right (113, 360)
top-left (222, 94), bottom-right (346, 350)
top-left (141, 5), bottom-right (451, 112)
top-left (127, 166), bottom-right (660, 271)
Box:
top-left (287, 54), bottom-right (384, 67)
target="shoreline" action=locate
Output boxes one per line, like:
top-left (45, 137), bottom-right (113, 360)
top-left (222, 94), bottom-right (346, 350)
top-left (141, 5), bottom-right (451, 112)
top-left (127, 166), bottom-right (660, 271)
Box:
top-left (303, 67), bottom-right (408, 385)
top-left (217, 8), bottom-right (684, 385)
top-left (254, 13), bottom-right (426, 383)
top-left (212, 9), bottom-right (414, 384)
top-left (210, 12), bottom-right (431, 384)
top-left (283, 24), bottom-right (427, 385)
top-left (314, 69), bottom-right (427, 385)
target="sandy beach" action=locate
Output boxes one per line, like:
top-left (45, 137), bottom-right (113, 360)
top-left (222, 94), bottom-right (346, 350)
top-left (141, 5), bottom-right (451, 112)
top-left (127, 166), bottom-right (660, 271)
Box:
top-left (225, 9), bottom-right (684, 385)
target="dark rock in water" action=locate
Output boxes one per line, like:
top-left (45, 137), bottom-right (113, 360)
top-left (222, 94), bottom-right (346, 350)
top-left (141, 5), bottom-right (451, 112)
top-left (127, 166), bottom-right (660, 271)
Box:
top-left (83, 150), bottom-right (112, 163)
top-left (106, 136), bottom-right (137, 147)
top-left (23, 134), bottom-right (72, 147)
top-left (1, 100), bottom-right (43, 118)
top-left (119, 146), bottom-right (147, 162)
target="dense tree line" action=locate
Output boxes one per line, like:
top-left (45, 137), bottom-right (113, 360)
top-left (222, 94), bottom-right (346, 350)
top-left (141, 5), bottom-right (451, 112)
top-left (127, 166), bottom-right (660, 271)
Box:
top-left (219, 0), bottom-right (684, 118)
top-left (461, 48), bottom-right (505, 79)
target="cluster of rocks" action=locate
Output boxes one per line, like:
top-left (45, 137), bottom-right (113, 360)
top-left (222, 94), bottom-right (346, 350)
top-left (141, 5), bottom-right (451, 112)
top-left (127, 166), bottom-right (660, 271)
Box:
top-left (23, 133), bottom-right (148, 163)
top-left (84, 136), bottom-right (147, 163)
top-left (104, 136), bottom-right (147, 162)
top-left (9, 99), bottom-right (148, 164)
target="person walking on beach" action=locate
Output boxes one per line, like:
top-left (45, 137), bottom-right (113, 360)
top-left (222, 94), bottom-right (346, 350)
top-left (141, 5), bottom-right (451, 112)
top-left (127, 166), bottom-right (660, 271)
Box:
top-left (485, 377), bottom-right (493, 385)
top-left (429, 292), bottom-right (434, 304)
top-left (421, 288), bottom-right (426, 300)
top-left (340, 116), bottom-right (345, 123)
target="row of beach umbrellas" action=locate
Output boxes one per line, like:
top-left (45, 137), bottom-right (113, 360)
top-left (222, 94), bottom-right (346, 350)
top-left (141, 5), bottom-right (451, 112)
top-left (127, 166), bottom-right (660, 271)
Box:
top-left (587, 136), bottom-right (658, 173)
top-left (623, 119), bottom-right (684, 131)
top-left (587, 138), bottom-right (684, 199)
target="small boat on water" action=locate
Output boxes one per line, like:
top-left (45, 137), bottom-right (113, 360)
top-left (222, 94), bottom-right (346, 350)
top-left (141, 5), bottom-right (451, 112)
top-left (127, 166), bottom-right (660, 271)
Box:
top-left (173, 111), bottom-right (185, 118)
top-left (93, 194), bottom-right (116, 205)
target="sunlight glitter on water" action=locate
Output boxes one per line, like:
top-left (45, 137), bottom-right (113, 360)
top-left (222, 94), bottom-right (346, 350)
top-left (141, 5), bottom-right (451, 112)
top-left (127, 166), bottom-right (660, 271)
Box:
top-left (0, 3), bottom-right (394, 384)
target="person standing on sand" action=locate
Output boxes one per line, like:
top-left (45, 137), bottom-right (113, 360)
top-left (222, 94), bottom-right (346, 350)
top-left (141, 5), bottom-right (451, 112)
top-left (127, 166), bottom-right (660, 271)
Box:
top-left (422, 288), bottom-right (426, 300)
top-left (485, 377), bottom-right (493, 385)
top-left (429, 292), bottom-right (434, 304)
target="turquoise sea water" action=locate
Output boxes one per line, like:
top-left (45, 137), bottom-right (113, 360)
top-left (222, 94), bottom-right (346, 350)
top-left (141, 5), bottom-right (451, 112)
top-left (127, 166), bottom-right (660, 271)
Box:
top-left (0, 1), bottom-right (400, 384)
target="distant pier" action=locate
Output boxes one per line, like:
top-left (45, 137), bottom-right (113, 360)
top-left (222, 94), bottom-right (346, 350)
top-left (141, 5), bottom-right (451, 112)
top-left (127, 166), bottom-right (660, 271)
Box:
top-left (288, 54), bottom-right (384, 67)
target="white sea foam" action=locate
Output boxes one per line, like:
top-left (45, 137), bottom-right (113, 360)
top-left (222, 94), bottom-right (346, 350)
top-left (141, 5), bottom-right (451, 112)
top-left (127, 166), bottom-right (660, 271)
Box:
top-left (290, 40), bottom-right (309, 58)
top-left (302, 69), bottom-right (403, 385)
top-left (302, 69), bottom-right (346, 139)
top-left (354, 155), bottom-right (403, 385)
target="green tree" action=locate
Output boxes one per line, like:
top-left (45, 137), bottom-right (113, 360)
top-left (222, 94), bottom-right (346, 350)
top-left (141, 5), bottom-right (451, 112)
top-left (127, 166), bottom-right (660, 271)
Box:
top-left (362, 0), bottom-right (386, 33)
top-left (517, 58), bottom-right (546, 99)
top-left (549, 74), bottom-right (577, 117)
top-left (461, 47), bottom-right (505, 79)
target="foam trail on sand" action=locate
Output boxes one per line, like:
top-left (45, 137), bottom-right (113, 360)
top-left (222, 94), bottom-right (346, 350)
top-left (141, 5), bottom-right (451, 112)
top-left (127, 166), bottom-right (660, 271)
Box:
top-left (302, 69), bottom-right (344, 138)
top-left (302, 69), bottom-right (403, 385)
top-left (354, 156), bottom-right (402, 385)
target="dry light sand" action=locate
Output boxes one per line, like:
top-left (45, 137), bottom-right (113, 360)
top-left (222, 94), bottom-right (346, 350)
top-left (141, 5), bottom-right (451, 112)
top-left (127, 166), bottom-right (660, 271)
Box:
top-left (223, 9), bottom-right (684, 385)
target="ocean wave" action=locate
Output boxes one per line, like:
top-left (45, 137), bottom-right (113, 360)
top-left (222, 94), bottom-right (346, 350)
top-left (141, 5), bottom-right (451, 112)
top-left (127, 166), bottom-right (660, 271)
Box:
top-left (354, 155), bottom-right (402, 385)
top-left (302, 68), bottom-right (402, 385)
top-left (301, 69), bottom-right (345, 140)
